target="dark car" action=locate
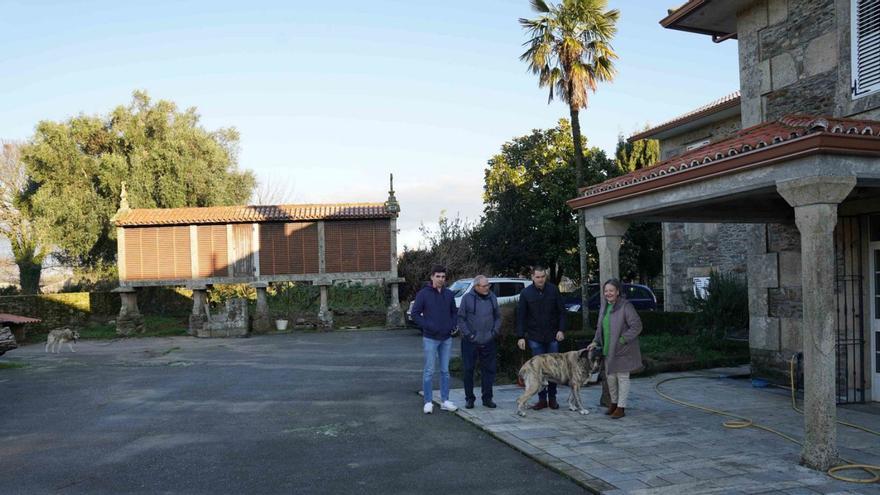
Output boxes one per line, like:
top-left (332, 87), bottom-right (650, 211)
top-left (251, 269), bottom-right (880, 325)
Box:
top-left (563, 283), bottom-right (658, 312)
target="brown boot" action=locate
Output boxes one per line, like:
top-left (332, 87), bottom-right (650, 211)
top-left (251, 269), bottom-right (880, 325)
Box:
top-left (604, 403), bottom-right (617, 415)
top-left (610, 407), bottom-right (625, 419)
top-left (549, 398), bottom-right (559, 410)
top-left (530, 399), bottom-right (548, 410)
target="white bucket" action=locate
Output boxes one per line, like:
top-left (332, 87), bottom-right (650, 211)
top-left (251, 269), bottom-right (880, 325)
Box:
top-left (275, 319), bottom-right (289, 331)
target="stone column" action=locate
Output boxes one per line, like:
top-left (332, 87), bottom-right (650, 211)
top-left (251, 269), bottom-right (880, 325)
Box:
top-left (777, 175), bottom-right (856, 471)
top-left (114, 286), bottom-right (144, 336)
top-left (252, 283), bottom-right (272, 334)
top-left (316, 280), bottom-right (333, 329)
top-left (386, 277), bottom-right (406, 328)
top-left (189, 286), bottom-right (209, 336)
top-left (585, 218), bottom-right (630, 284)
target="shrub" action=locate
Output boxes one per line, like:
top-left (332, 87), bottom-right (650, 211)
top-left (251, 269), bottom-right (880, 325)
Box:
top-left (688, 271), bottom-right (748, 339)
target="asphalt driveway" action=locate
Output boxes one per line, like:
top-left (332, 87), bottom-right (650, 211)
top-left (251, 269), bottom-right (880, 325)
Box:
top-left (0, 330), bottom-right (583, 494)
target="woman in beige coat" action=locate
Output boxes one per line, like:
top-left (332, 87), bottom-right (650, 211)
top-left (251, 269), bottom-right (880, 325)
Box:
top-left (587, 279), bottom-right (643, 419)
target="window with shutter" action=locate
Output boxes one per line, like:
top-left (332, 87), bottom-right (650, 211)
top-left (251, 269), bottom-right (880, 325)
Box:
top-left (852, 0), bottom-right (880, 98)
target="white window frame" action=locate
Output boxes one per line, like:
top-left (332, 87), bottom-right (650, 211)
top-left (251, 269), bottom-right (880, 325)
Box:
top-left (851, 0), bottom-right (880, 99)
top-left (685, 138), bottom-right (711, 152)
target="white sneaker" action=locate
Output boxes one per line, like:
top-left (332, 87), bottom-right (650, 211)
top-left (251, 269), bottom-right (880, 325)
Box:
top-left (440, 400), bottom-right (458, 412)
top-left (423, 402), bottom-right (434, 414)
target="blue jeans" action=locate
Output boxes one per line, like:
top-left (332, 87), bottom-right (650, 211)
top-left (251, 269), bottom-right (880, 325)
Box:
top-left (461, 339), bottom-right (497, 402)
top-left (528, 339), bottom-right (559, 400)
top-left (423, 337), bottom-right (452, 404)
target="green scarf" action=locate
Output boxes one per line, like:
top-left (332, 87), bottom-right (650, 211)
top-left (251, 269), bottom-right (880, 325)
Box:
top-left (602, 303), bottom-right (614, 356)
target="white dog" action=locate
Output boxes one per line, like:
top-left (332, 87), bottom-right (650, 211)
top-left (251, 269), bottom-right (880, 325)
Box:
top-left (45, 328), bottom-right (80, 353)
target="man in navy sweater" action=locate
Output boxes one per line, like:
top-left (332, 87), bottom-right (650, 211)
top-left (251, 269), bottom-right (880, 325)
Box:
top-left (411, 265), bottom-right (459, 414)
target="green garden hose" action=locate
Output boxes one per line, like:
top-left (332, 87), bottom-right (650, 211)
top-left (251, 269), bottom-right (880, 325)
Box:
top-left (653, 358), bottom-right (879, 484)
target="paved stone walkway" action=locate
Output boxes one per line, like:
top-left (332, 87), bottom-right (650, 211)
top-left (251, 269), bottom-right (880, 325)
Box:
top-left (434, 367), bottom-right (880, 494)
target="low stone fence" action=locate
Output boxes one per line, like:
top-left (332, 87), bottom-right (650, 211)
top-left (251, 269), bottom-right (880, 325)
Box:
top-left (0, 288), bottom-right (193, 334)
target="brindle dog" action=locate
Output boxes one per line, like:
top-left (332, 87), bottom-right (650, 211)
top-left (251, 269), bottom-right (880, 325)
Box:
top-left (515, 348), bottom-right (603, 417)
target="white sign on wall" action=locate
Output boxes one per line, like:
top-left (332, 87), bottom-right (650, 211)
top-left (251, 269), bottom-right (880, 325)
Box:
top-left (693, 277), bottom-right (710, 300)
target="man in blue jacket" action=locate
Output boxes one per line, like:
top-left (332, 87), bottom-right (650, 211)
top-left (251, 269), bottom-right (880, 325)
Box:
top-left (411, 265), bottom-right (458, 414)
top-left (516, 266), bottom-right (566, 410)
top-left (457, 275), bottom-right (501, 409)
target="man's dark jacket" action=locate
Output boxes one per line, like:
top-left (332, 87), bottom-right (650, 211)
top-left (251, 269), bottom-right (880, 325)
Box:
top-left (516, 282), bottom-right (566, 343)
top-left (412, 282), bottom-right (457, 341)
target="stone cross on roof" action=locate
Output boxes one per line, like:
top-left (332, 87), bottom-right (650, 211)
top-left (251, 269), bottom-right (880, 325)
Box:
top-left (385, 173), bottom-right (400, 215)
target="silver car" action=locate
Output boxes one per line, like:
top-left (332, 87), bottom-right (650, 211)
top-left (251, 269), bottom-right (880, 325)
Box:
top-left (406, 277), bottom-right (532, 326)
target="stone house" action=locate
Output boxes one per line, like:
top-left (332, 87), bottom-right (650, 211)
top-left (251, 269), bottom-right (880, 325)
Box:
top-left (569, 0), bottom-right (880, 471)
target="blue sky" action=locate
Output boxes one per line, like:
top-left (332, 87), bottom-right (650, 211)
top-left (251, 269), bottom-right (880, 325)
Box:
top-left (0, 0), bottom-right (740, 251)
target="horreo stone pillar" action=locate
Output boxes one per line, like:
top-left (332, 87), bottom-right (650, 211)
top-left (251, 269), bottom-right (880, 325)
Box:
top-left (316, 280), bottom-right (333, 329)
top-left (251, 283), bottom-right (272, 334)
top-left (585, 218), bottom-right (630, 285)
top-left (384, 174), bottom-right (406, 328)
top-left (189, 285), bottom-right (209, 336)
top-left (114, 286), bottom-right (144, 336)
top-left (777, 175), bottom-right (856, 471)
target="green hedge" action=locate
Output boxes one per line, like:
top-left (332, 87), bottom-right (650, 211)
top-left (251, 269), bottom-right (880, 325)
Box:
top-left (473, 305), bottom-right (728, 383)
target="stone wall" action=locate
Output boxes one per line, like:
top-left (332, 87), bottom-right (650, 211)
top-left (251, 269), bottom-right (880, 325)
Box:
top-left (738, 0), bottom-right (880, 126)
top-left (0, 287), bottom-right (193, 333)
top-left (663, 222), bottom-right (765, 311)
top-left (658, 115), bottom-right (742, 161)
top-left (748, 224), bottom-right (805, 383)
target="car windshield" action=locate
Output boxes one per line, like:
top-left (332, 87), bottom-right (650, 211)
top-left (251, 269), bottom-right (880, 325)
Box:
top-left (448, 280), bottom-right (472, 298)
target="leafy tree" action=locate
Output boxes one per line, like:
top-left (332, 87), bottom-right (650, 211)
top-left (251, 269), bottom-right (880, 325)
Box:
top-left (22, 91), bottom-right (256, 268)
top-left (612, 134), bottom-right (662, 284)
top-left (0, 141), bottom-right (48, 293)
top-left (398, 214), bottom-right (488, 301)
top-left (520, 0), bottom-right (619, 324)
top-left (614, 133), bottom-right (659, 174)
top-left (474, 120), bottom-right (615, 283)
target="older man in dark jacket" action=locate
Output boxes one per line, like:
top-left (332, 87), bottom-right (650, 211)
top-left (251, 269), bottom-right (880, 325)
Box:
top-left (457, 275), bottom-right (501, 409)
top-left (516, 266), bottom-right (566, 410)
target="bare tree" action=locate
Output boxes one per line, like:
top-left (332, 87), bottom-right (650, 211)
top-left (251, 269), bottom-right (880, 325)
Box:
top-left (0, 140), bottom-right (48, 293)
top-left (250, 175), bottom-right (298, 205)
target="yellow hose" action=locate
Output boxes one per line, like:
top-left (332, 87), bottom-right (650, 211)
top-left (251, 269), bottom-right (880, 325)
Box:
top-left (653, 358), bottom-right (880, 484)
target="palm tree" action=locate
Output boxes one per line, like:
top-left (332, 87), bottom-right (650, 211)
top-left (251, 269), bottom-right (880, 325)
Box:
top-left (520, 0), bottom-right (619, 328)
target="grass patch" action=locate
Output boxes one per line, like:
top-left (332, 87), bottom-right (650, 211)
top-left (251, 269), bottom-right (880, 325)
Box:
top-left (0, 361), bottom-right (27, 369)
top-left (29, 315), bottom-right (189, 343)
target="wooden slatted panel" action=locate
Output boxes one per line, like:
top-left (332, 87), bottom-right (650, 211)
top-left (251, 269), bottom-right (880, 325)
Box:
top-left (299, 222), bottom-right (319, 273)
top-left (356, 220), bottom-right (374, 272)
top-left (156, 227), bottom-right (175, 279)
top-left (324, 222), bottom-right (343, 273)
top-left (285, 223), bottom-right (304, 274)
top-left (197, 225), bottom-right (228, 278)
top-left (140, 227), bottom-right (159, 280)
top-left (373, 220), bottom-right (391, 271)
top-left (259, 223), bottom-right (281, 275)
top-left (232, 224), bottom-right (253, 277)
top-left (341, 222), bottom-right (359, 273)
top-left (124, 228), bottom-right (142, 280)
top-left (173, 226), bottom-right (192, 279)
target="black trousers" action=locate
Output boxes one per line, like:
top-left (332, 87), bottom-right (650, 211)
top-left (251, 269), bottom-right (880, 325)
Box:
top-left (461, 339), bottom-right (497, 401)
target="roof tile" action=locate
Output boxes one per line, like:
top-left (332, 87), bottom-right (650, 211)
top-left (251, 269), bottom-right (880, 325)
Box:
top-left (577, 114), bottom-right (880, 201)
top-left (115, 203), bottom-right (392, 226)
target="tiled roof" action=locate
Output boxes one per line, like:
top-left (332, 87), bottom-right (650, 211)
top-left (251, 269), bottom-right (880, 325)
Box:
top-left (570, 115), bottom-right (880, 209)
top-left (115, 203), bottom-right (393, 226)
top-left (0, 313), bottom-right (41, 324)
top-left (629, 91), bottom-right (740, 142)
